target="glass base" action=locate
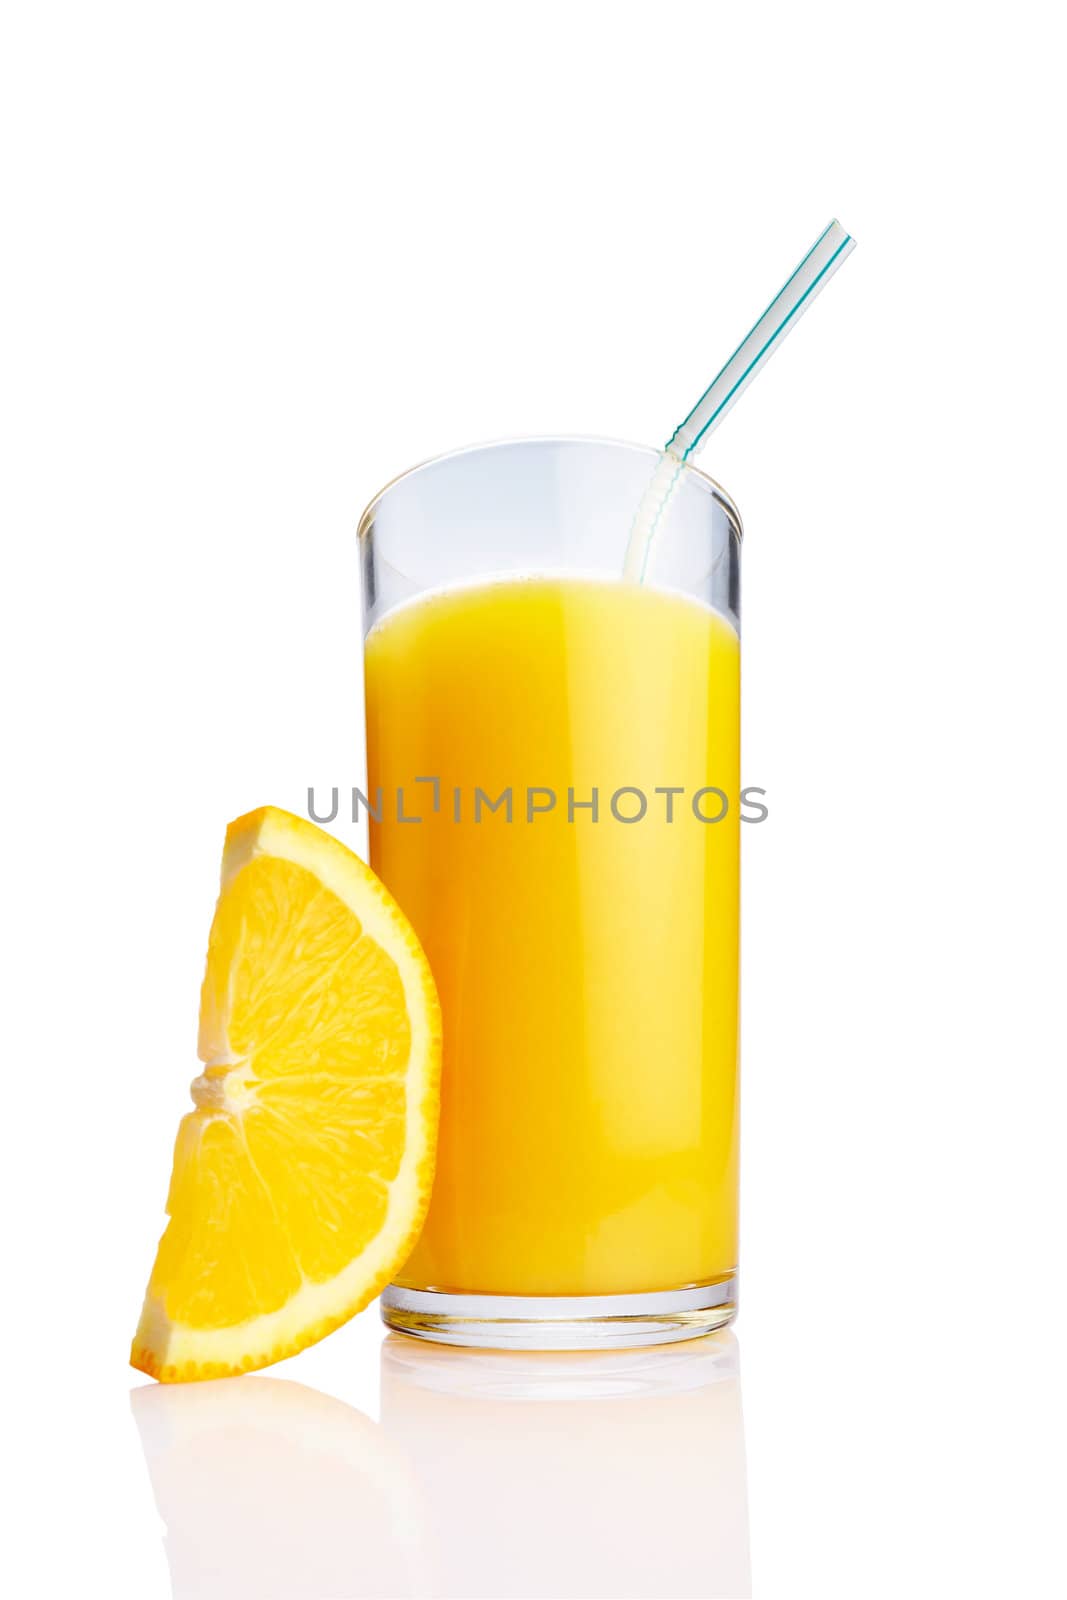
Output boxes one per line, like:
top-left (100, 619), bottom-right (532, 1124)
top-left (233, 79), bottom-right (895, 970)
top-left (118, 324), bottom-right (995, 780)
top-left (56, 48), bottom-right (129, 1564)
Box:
top-left (380, 1275), bottom-right (737, 1350)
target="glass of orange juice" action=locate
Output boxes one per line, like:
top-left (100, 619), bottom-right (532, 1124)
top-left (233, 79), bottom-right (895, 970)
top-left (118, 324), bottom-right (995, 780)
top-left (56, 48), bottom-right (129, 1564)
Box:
top-left (359, 438), bottom-right (742, 1348)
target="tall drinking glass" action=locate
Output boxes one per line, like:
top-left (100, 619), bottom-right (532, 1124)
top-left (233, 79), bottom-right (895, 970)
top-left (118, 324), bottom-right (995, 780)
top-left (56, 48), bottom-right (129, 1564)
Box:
top-left (358, 438), bottom-right (742, 1347)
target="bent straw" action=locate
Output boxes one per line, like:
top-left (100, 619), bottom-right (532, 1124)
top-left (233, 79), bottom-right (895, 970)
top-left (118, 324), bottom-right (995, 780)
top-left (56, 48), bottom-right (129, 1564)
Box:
top-left (623, 219), bottom-right (856, 581)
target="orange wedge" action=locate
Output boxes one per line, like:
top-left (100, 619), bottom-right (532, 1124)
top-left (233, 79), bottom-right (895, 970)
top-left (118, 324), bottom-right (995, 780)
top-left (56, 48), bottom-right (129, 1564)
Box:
top-left (131, 807), bottom-right (441, 1382)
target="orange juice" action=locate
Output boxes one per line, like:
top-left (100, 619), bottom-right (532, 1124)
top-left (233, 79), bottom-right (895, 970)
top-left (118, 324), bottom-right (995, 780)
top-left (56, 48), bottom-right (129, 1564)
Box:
top-left (365, 575), bottom-right (740, 1297)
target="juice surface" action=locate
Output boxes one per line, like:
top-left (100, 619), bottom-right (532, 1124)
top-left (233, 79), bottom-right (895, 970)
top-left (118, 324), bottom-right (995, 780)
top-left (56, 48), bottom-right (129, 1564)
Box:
top-left (365, 575), bottom-right (740, 1296)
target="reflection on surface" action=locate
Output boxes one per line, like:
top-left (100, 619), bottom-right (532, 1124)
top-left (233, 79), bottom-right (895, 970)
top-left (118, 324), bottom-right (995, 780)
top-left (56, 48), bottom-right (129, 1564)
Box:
top-left (131, 1334), bottom-right (749, 1600)
top-left (379, 1332), bottom-right (750, 1599)
top-left (131, 1376), bottom-right (422, 1599)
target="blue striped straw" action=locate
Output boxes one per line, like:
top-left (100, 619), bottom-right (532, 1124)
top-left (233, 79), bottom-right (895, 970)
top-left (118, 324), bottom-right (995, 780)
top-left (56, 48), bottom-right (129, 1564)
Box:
top-left (624, 220), bottom-right (856, 581)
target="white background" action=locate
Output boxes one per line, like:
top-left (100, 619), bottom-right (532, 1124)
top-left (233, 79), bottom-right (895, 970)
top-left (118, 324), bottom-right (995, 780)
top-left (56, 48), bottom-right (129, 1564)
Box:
top-left (3, 3), bottom-right (1065, 1597)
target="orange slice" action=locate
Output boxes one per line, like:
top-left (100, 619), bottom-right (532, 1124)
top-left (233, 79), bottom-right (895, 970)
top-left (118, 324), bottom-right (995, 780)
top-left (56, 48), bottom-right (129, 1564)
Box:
top-left (131, 806), bottom-right (441, 1382)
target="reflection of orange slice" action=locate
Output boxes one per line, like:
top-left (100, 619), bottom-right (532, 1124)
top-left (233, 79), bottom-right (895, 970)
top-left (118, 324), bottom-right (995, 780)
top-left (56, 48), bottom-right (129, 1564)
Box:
top-left (131, 807), bottom-right (441, 1382)
top-left (131, 1377), bottom-right (425, 1597)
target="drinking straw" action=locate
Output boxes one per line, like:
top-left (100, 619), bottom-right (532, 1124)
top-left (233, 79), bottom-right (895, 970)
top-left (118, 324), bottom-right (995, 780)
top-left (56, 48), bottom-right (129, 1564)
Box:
top-left (623, 219), bottom-right (856, 581)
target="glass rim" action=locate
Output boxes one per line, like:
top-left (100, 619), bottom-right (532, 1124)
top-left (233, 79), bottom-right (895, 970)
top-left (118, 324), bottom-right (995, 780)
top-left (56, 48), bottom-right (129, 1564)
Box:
top-left (356, 434), bottom-right (744, 545)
